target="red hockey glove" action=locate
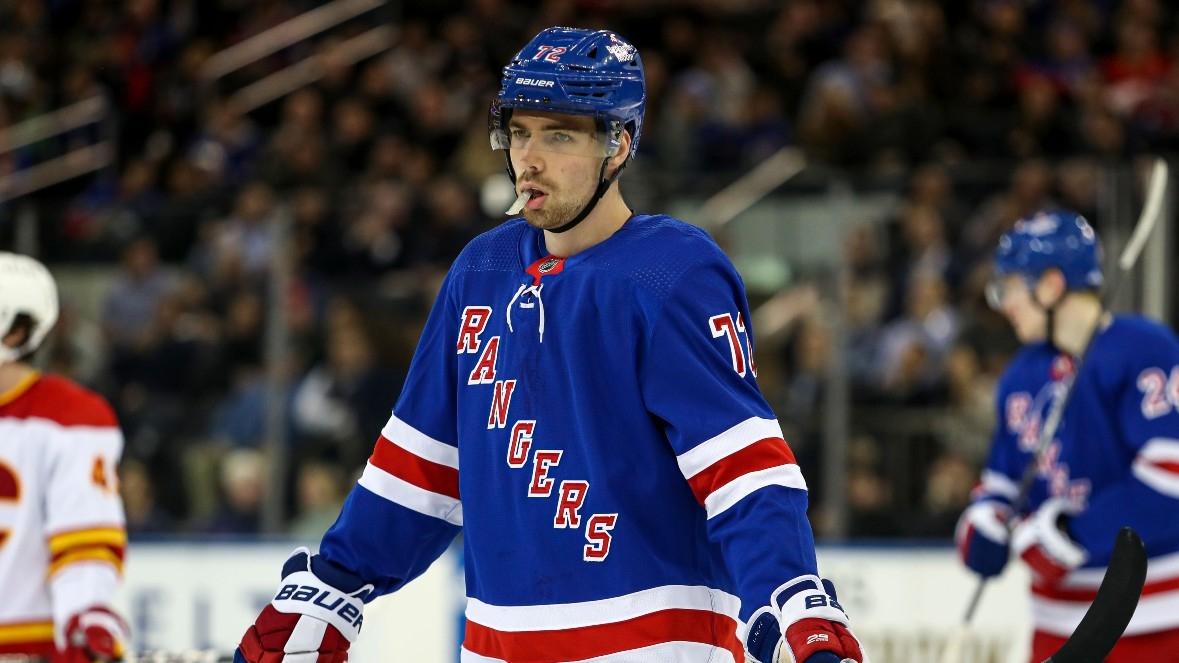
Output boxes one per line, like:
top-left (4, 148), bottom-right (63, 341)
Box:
top-left (54, 606), bottom-right (129, 663)
top-left (236, 548), bottom-right (373, 663)
top-left (955, 500), bottom-right (1012, 578)
top-left (1012, 497), bottom-right (1088, 584)
top-left (745, 576), bottom-right (864, 663)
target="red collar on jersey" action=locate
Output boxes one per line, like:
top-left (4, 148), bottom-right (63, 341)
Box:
top-left (525, 255), bottom-right (566, 286)
top-left (1050, 354), bottom-right (1076, 381)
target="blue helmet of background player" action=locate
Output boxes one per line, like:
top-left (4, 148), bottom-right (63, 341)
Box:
top-left (490, 27), bottom-right (646, 232)
top-left (987, 209), bottom-right (1103, 310)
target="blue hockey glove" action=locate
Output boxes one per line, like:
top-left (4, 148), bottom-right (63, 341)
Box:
top-left (745, 577), bottom-right (864, 663)
top-left (955, 500), bottom-right (1012, 578)
top-left (235, 548), bottom-right (373, 663)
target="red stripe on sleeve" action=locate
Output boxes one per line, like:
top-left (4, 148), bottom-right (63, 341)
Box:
top-left (369, 436), bottom-right (460, 500)
top-left (464, 608), bottom-right (744, 662)
top-left (686, 437), bottom-right (797, 505)
top-left (1150, 460), bottom-right (1179, 474)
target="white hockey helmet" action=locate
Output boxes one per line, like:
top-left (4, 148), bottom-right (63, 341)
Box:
top-left (0, 252), bottom-right (59, 364)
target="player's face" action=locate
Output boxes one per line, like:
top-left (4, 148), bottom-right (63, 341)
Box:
top-left (993, 274), bottom-right (1047, 342)
top-left (507, 111), bottom-right (607, 230)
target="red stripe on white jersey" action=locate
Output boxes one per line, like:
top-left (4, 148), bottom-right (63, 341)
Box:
top-left (462, 586), bottom-right (743, 662)
top-left (460, 642), bottom-right (738, 663)
top-left (1033, 575), bottom-right (1179, 602)
top-left (357, 414), bottom-right (461, 525)
top-left (1031, 549), bottom-right (1179, 636)
top-left (464, 585), bottom-right (741, 632)
top-left (463, 609), bottom-right (744, 662)
top-left (676, 417), bottom-right (806, 519)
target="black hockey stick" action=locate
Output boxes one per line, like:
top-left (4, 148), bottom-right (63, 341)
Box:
top-left (1043, 527), bottom-right (1147, 663)
top-left (942, 158), bottom-right (1170, 663)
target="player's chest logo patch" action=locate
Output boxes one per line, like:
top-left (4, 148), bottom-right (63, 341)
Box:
top-left (525, 255), bottom-right (566, 284)
top-left (1050, 354), bottom-right (1076, 381)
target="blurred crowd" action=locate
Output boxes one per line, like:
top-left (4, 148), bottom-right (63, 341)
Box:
top-left (2, 0), bottom-right (1178, 539)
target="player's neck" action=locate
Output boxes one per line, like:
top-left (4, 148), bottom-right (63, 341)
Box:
top-left (543, 186), bottom-right (631, 257)
top-left (1052, 294), bottom-right (1108, 356)
top-left (0, 361), bottom-right (36, 396)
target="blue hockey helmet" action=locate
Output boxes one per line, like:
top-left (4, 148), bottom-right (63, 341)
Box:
top-left (490, 27), bottom-right (646, 164)
top-left (988, 209), bottom-right (1103, 308)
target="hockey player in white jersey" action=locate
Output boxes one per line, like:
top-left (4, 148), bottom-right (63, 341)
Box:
top-left (956, 211), bottom-right (1179, 662)
top-left (0, 252), bottom-right (129, 661)
top-left (236, 27), bottom-right (863, 663)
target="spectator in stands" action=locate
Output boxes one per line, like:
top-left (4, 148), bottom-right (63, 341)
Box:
top-left (288, 461), bottom-right (348, 541)
top-left (102, 237), bottom-right (173, 382)
top-left (876, 270), bottom-right (959, 404)
top-left (291, 304), bottom-right (400, 467)
top-left (204, 448), bottom-right (267, 535)
top-left (907, 452), bottom-right (975, 537)
top-left (120, 458), bottom-right (174, 535)
top-left (6, 0), bottom-right (1179, 537)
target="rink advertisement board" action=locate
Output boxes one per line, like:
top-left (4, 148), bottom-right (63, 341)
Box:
top-left (116, 542), bottom-right (1030, 663)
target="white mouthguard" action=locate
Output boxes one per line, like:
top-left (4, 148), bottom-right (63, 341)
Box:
top-left (506, 189), bottom-right (530, 215)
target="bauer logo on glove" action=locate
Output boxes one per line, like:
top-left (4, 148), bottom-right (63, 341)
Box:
top-left (236, 548), bottom-right (374, 663)
top-left (273, 582), bottom-right (365, 630)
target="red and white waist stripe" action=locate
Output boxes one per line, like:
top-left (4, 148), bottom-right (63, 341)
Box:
top-left (1032, 549), bottom-right (1179, 636)
top-left (460, 585), bottom-right (745, 663)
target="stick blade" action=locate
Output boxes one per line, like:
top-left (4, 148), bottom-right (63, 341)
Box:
top-left (1044, 527), bottom-right (1148, 663)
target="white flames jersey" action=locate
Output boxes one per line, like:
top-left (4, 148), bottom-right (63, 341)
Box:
top-left (0, 372), bottom-right (126, 656)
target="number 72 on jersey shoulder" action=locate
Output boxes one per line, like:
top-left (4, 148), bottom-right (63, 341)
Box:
top-left (710, 312), bottom-right (757, 378)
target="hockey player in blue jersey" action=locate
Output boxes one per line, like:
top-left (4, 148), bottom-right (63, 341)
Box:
top-left (235, 27), bottom-right (863, 663)
top-left (956, 209), bottom-right (1179, 662)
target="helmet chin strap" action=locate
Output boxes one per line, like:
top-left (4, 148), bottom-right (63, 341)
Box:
top-left (1029, 287), bottom-right (1060, 350)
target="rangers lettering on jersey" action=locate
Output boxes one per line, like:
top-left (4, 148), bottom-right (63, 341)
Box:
top-left (972, 316), bottom-right (1179, 639)
top-left (320, 215), bottom-right (819, 661)
top-left (468, 336), bottom-right (501, 385)
top-left (506, 421), bottom-right (535, 468)
top-left (553, 481), bottom-right (589, 528)
top-left (458, 306), bottom-right (492, 354)
top-left (528, 450), bottom-right (562, 498)
top-left (487, 380), bottom-right (517, 429)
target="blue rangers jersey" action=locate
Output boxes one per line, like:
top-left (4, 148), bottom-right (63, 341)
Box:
top-left (319, 215), bottom-right (820, 662)
top-left (974, 314), bottom-right (1179, 637)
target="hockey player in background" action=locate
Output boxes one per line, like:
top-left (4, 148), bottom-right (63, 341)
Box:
top-left (236, 27), bottom-right (863, 663)
top-left (956, 210), bottom-right (1179, 662)
top-left (0, 253), bottom-right (129, 662)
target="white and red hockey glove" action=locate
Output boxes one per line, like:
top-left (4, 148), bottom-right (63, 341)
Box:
top-left (955, 500), bottom-right (1012, 578)
top-left (235, 548), bottom-right (373, 663)
top-left (1012, 497), bottom-right (1088, 584)
top-left (54, 606), bottom-right (129, 663)
top-left (745, 576), bottom-right (864, 663)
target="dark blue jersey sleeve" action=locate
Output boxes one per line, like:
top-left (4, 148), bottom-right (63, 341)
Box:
top-left (1069, 322), bottom-right (1179, 560)
top-left (319, 271), bottom-right (463, 598)
top-left (976, 371), bottom-right (1030, 508)
top-left (639, 255), bottom-right (819, 622)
